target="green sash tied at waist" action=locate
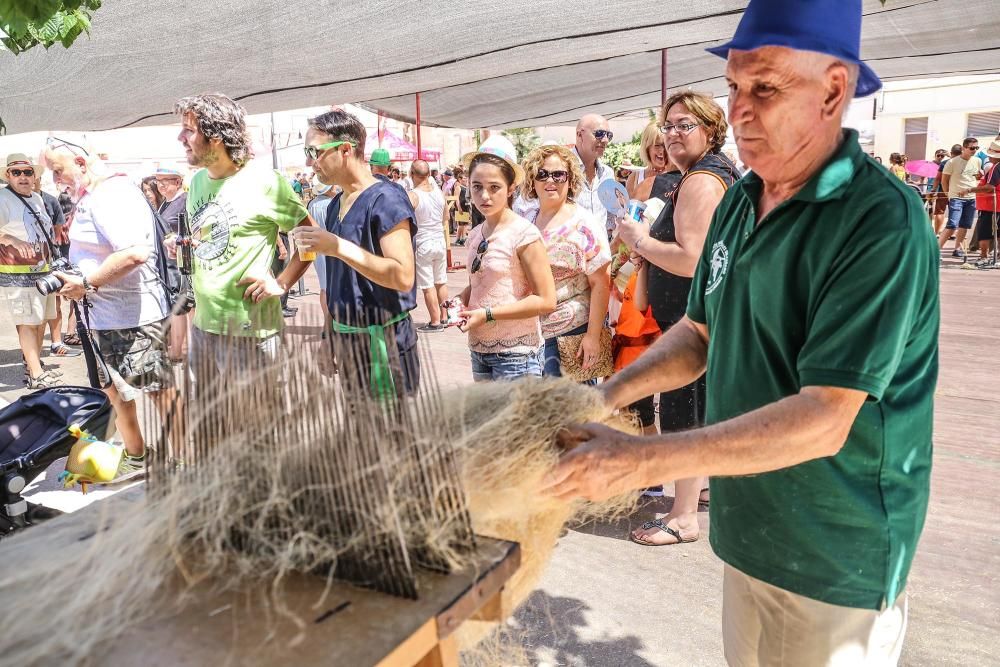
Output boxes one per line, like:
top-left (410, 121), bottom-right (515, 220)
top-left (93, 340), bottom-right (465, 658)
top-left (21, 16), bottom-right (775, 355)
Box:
top-left (330, 311), bottom-right (410, 398)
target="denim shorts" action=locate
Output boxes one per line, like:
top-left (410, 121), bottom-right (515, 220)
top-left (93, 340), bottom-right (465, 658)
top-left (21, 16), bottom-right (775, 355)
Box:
top-left (470, 347), bottom-right (543, 382)
top-left (946, 198), bottom-right (976, 230)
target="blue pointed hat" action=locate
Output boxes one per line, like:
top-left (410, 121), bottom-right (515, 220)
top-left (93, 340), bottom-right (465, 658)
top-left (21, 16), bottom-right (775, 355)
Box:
top-left (706, 0), bottom-right (882, 97)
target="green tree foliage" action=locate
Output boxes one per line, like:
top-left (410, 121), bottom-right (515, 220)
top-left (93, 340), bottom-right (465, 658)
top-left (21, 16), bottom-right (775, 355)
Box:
top-left (0, 0), bottom-right (101, 54)
top-left (502, 128), bottom-right (541, 160)
top-left (601, 140), bottom-right (641, 170)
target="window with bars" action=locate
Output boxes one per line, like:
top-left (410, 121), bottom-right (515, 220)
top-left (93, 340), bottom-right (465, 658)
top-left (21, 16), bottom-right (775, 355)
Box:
top-left (967, 111), bottom-right (1000, 138)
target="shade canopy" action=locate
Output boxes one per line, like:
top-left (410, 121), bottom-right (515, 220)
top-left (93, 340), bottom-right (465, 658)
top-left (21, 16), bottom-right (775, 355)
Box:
top-left (1, 0), bottom-right (997, 134)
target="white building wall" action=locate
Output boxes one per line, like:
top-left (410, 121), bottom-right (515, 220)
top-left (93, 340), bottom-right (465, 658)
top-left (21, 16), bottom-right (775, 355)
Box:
top-left (873, 76), bottom-right (1000, 160)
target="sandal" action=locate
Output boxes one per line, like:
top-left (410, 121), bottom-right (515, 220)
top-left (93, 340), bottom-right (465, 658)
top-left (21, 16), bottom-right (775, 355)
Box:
top-left (699, 487), bottom-right (710, 510)
top-left (630, 518), bottom-right (698, 546)
top-left (26, 370), bottom-right (62, 389)
top-left (50, 342), bottom-right (83, 357)
top-left (63, 333), bottom-right (81, 345)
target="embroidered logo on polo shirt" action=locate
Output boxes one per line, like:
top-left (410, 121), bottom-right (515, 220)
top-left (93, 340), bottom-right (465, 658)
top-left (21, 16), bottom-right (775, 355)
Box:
top-left (705, 241), bottom-right (729, 296)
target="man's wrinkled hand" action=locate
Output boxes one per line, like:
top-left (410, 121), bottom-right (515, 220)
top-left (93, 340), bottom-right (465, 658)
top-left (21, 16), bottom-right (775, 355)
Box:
top-left (541, 422), bottom-right (646, 502)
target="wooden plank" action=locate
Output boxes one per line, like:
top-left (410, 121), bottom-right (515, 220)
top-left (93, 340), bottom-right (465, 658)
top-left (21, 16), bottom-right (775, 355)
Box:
top-left (0, 500), bottom-right (519, 667)
top-left (413, 635), bottom-right (459, 667)
top-left (376, 618), bottom-right (438, 667)
top-left (435, 540), bottom-right (520, 639)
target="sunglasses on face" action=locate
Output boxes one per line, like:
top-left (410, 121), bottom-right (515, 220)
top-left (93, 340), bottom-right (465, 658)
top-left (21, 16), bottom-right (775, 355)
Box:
top-left (592, 130), bottom-right (613, 141)
top-left (534, 169), bottom-right (569, 183)
top-left (471, 238), bottom-right (489, 274)
top-left (659, 122), bottom-right (701, 136)
top-left (303, 140), bottom-right (354, 160)
top-left (7, 168), bottom-right (34, 177)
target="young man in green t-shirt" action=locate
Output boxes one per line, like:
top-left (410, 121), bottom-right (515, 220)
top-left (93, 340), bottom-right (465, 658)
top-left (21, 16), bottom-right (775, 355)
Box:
top-left (172, 94), bottom-right (317, 372)
top-left (542, 2), bottom-right (938, 664)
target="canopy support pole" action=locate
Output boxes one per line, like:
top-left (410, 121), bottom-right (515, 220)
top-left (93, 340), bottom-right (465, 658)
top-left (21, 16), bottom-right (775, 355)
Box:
top-left (377, 111), bottom-right (384, 146)
top-left (415, 93), bottom-right (423, 160)
top-left (660, 48), bottom-right (668, 108)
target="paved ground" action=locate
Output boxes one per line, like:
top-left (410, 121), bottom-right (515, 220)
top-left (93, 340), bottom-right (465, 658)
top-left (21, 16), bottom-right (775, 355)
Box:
top-left (2, 248), bottom-right (997, 665)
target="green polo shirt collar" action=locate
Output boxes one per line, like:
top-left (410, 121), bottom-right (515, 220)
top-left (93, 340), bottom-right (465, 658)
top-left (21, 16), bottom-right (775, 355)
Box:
top-left (741, 129), bottom-right (867, 204)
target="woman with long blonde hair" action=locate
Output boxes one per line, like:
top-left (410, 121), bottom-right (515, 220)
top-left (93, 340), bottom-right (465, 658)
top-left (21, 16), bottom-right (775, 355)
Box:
top-left (626, 122), bottom-right (670, 200)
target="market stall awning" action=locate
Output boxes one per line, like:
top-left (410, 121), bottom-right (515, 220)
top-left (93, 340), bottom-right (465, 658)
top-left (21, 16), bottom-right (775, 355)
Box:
top-left (365, 130), bottom-right (440, 162)
top-left (0, 0), bottom-right (997, 134)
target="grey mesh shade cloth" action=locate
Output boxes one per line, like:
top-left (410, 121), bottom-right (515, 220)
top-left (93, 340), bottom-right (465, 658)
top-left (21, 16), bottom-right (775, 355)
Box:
top-left (0, 0), bottom-right (997, 134)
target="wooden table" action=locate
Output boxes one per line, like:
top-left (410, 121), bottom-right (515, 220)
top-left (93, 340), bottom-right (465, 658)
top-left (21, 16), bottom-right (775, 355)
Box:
top-left (1, 498), bottom-right (520, 667)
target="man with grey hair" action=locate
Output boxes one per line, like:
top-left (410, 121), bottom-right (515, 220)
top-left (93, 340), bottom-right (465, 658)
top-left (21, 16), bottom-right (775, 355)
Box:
top-left (543, 1), bottom-right (938, 664)
top-left (43, 140), bottom-right (173, 481)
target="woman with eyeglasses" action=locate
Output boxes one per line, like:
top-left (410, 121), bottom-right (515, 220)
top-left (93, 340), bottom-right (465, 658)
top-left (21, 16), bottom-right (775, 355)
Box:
top-left (626, 123), bottom-right (670, 200)
top-left (615, 90), bottom-right (740, 546)
top-left (455, 137), bottom-right (556, 382)
top-left (520, 144), bottom-right (611, 380)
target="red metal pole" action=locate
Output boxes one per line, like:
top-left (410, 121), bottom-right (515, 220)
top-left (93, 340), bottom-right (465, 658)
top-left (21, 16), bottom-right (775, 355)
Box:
top-left (415, 92), bottom-right (423, 160)
top-left (660, 48), bottom-right (668, 108)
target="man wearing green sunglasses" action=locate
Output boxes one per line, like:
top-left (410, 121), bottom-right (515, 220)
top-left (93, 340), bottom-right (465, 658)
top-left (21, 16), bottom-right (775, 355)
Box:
top-left (291, 109), bottom-right (420, 398)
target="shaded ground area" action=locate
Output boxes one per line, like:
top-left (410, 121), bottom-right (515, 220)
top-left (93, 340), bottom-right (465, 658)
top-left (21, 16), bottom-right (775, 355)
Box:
top-left (2, 252), bottom-right (997, 665)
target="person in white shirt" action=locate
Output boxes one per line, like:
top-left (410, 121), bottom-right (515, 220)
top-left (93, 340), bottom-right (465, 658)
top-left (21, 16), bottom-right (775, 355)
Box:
top-left (407, 160), bottom-right (449, 331)
top-left (44, 140), bottom-right (173, 482)
top-left (573, 114), bottom-right (616, 235)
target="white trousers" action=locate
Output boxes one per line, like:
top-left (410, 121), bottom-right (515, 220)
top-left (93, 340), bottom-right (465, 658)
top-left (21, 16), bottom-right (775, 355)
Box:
top-left (722, 565), bottom-right (908, 667)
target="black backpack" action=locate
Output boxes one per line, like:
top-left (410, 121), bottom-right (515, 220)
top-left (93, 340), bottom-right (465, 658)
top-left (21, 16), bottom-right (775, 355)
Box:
top-left (146, 201), bottom-right (194, 315)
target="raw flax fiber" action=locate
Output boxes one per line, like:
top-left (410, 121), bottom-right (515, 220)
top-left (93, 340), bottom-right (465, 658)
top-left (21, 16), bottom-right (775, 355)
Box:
top-left (0, 311), bottom-right (637, 665)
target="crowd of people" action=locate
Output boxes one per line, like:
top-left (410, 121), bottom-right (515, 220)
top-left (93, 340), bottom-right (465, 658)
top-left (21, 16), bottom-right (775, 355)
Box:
top-left (0, 0), bottom-right (972, 662)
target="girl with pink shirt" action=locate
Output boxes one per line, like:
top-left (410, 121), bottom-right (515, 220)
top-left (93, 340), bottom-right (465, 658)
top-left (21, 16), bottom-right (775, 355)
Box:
top-left (455, 138), bottom-right (556, 382)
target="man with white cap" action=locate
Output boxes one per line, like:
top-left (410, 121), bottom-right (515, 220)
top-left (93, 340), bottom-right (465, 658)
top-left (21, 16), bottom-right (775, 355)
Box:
top-left (154, 166), bottom-right (187, 234)
top-left (0, 153), bottom-right (61, 388)
top-left (154, 165), bottom-right (190, 361)
top-left (544, 1), bottom-right (938, 664)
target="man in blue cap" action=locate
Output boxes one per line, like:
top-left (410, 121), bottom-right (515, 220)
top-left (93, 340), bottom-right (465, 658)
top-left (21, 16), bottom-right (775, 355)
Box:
top-left (543, 1), bottom-right (938, 664)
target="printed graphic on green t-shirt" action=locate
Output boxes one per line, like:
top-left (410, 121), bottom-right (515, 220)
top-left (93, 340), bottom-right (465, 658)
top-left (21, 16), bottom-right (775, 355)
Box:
top-left (186, 161), bottom-right (307, 337)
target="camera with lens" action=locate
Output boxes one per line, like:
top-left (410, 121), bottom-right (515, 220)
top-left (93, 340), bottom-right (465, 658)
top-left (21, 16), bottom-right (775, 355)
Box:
top-left (35, 256), bottom-right (81, 296)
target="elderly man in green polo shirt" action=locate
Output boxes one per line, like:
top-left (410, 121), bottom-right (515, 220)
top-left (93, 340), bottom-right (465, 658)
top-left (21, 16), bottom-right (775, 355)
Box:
top-left (543, 1), bottom-right (938, 665)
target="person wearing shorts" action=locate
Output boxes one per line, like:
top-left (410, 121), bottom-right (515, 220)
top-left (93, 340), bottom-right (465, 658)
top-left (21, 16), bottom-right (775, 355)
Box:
top-left (959, 140), bottom-right (1000, 264)
top-left (408, 160), bottom-right (449, 332)
top-left (938, 137), bottom-right (983, 259)
top-left (0, 153), bottom-right (61, 388)
top-left (44, 140), bottom-right (174, 482)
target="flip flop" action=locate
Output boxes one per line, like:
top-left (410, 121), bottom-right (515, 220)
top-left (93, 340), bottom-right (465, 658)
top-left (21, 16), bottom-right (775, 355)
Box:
top-left (63, 333), bottom-right (81, 345)
top-left (630, 518), bottom-right (698, 546)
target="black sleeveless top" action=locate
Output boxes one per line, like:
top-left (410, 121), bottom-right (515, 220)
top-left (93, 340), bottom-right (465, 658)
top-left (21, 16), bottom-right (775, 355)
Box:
top-left (647, 151), bottom-right (740, 327)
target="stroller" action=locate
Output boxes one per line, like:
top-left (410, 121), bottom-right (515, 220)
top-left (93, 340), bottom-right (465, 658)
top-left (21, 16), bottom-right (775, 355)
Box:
top-left (0, 386), bottom-right (112, 536)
